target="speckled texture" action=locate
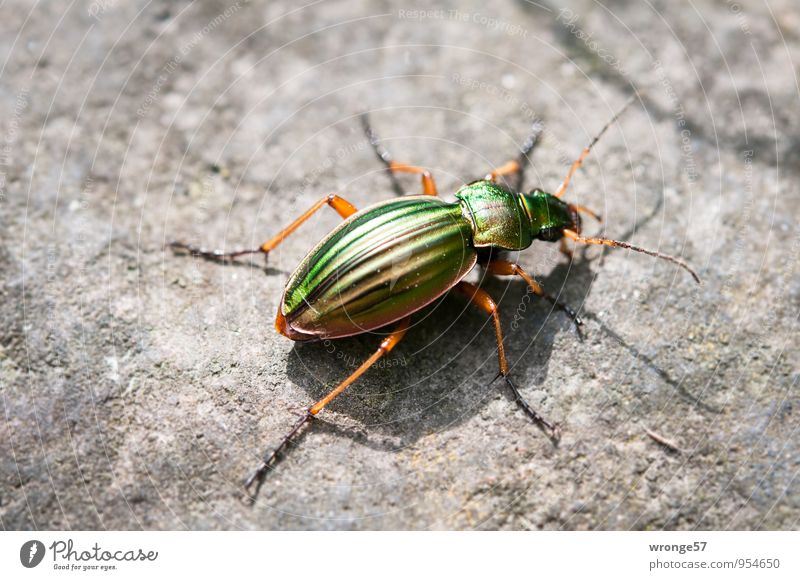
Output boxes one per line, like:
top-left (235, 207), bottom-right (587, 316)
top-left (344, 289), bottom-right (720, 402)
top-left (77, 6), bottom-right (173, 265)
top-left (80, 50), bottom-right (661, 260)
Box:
top-left (1, 0), bottom-right (798, 530)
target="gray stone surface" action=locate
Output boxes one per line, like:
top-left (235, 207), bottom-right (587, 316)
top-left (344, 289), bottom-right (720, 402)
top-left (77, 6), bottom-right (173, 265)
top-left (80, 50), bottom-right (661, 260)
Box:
top-left (1, 0), bottom-right (798, 530)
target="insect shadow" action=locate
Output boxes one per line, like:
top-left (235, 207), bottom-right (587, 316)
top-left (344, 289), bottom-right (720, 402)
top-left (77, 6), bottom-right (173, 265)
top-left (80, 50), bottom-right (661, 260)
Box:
top-left (283, 201), bottom-right (712, 456)
top-left (285, 254), bottom-right (588, 452)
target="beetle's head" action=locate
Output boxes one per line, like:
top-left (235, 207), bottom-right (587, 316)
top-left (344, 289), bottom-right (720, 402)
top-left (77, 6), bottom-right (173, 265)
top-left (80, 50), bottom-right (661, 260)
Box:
top-left (520, 189), bottom-right (587, 241)
top-left (519, 190), bottom-right (700, 283)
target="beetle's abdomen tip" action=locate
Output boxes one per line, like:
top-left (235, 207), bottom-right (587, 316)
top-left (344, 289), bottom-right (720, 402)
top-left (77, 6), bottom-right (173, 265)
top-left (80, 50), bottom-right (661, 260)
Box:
top-left (275, 308), bottom-right (315, 341)
top-left (275, 308), bottom-right (289, 336)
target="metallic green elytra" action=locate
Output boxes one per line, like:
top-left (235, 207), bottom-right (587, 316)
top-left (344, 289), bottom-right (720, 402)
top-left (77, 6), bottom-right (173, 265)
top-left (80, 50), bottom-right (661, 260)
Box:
top-left (278, 180), bottom-right (580, 340)
top-left (280, 196), bottom-right (476, 339)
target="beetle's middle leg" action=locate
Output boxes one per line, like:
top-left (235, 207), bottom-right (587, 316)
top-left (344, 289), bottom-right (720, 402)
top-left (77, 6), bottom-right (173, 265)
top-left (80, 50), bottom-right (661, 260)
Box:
top-left (484, 260), bottom-right (583, 328)
top-left (245, 316), bottom-right (411, 494)
top-left (170, 193), bottom-right (358, 263)
top-left (360, 113), bottom-right (438, 196)
top-left (454, 281), bottom-right (560, 441)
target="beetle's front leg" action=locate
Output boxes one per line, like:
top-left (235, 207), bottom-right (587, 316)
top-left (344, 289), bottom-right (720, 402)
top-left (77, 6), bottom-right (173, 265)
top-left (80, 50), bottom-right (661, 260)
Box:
top-left (484, 260), bottom-right (583, 328)
top-left (454, 281), bottom-right (560, 441)
top-left (169, 193), bottom-right (358, 264)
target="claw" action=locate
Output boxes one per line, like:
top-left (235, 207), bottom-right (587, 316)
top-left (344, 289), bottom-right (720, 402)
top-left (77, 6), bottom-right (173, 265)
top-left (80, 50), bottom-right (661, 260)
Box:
top-left (494, 373), bottom-right (561, 442)
top-left (243, 411), bottom-right (315, 499)
top-left (169, 241), bottom-right (264, 263)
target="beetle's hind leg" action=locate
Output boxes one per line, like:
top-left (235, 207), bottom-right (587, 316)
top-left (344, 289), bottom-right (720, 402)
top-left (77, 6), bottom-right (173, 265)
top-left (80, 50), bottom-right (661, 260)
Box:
top-left (454, 281), bottom-right (560, 441)
top-left (484, 260), bottom-right (582, 328)
top-left (360, 113), bottom-right (438, 196)
top-left (170, 193), bottom-right (358, 264)
top-left (244, 316), bottom-right (411, 496)
top-left (485, 120), bottom-right (543, 191)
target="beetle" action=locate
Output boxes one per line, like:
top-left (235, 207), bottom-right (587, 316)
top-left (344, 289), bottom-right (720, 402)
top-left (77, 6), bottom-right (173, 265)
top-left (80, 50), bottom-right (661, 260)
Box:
top-left (170, 95), bottom-right (700, 493)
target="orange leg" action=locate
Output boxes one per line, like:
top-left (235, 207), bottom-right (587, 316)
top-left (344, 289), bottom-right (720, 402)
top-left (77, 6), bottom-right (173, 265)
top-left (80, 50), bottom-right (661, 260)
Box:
top-left (484, 260), bottom-right (582, 327)
top-left (245, 316), bottom-right (411, 493)
top-left (388, 161), bottom-right (438, 196)
top-left (574, 205), bottom-right (602, 222)
top-left (455, 281), bottom-right (559, 440)
top-left (170, 193), bottom-right (358, 263)
top-left (455, 281), bottom-right (509, 375)
top-left (485, 122), bottom-right (543, 188)
top-left (361, 113), bottom-right (438, 196)
top-left (559, 238), bottom-right (573, 260)
top-left (486, 159), bottom-right (521, 182)
top-left (554, 93), bottom-right (637, 198)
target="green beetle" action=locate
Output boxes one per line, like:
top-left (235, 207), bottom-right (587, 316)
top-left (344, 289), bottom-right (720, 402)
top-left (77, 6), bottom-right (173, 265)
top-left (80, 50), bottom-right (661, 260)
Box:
top-left (277, 181), bottom-right (580, 341)
top-left (170, 97), bottom-right (699, 494)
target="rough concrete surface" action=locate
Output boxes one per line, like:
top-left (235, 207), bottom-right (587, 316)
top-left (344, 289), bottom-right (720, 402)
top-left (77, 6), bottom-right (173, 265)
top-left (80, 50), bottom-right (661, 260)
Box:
top-left (1, 0), bottom-right (798, 530)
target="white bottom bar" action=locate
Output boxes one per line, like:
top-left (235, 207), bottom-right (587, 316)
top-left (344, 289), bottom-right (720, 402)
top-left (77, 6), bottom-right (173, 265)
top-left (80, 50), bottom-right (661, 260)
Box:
top-left (2, 531), bottom-right (797, 579)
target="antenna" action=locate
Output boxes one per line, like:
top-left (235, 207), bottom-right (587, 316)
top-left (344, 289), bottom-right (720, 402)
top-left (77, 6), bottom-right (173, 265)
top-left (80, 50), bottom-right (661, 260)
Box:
top-left (562, 229), bottom-right (700, 283)
top-left (554, 93), bottom-right (639, 198)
